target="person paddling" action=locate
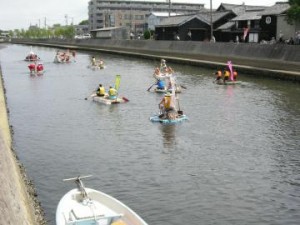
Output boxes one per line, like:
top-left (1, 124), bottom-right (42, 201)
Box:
top-left (159, 92), bottom-right (176, 119)
top-left (108, 86), bottom-right (118, 100)
top-left (215, 69), bottom-right (222, 82)
top-left (160, 59), bottom-right (167, 73)
top-left (233, 70), bottom-right (238, 81)
top-left (96, 84), bottom-right (106, 97)
top-left (91, 56), bottom-right (96, 66)
top-left (223, 68), bottom-right (230, 84)
top-left (156, 79), bottom-right (165, 90)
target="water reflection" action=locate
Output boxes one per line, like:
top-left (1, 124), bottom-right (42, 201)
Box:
top-left (160, 124), bottom-right (176, 149)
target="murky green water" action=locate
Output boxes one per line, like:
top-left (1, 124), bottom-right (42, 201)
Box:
top-left (1, 44), bottom-right (300, 225)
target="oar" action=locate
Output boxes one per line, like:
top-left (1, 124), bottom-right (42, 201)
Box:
top-left (180, 84), bottom-right (187, 89)
top-left (84, 91), bottom-right (96, 100)
top-left (176, 95), bottom-right (183, 115)
top-left (122, 97), bottom-right (129, 102)
top-left (147, 83), bottom-right (156, 91)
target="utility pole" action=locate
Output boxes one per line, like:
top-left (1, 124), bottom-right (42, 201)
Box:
top-left (65, 14), bottom-right (68, 26)
top-left (169, 0), bottom-right (171, 17)
top-left (44, 17), bottom-right (47, 29)
top-left (210, 0), bottom-right (213, 41)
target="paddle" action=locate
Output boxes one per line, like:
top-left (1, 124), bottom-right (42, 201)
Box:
top-left (176, 94), bottom-right (183, 115)
top-left (122, 97), bottom-right (129, 102)
top-left (180, 84), bottom-right (187, 89)
top-left (84, 91), bottom-right (96, 100)
top-left (147, 83), bottom-right (156, 91)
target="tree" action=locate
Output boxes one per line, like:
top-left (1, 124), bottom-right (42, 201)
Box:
top-left (287, 0), bottom-right (300, 24)
top-left (79, 20), bottom-right (89, 25)
top-left (144, 30), bottom-right (154, 40)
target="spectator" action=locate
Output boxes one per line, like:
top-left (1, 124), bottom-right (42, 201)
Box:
top-left (270, 37), bottom-right (276, 44)
top-left (210, 36), bottom-right (216, 43)
top-left (296, 31), bottom-right (300, 45)
top-left (130, 32), bottom-right (134, 40)
top-left (287, 37), bottom-right (294, 45)
top-left (278, 30), bottom-right (284, 43)
top-left (186, 31), bottom-right (192, 40)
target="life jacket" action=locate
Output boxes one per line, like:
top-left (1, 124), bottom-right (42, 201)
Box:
top-left (109, 88), bottom-right (117, 96)
top-left (217, 70), bottom-right (222, 77)
top-left (99, 87), bottom-right (105, 95)
top-left (233, 71), bottom-right (238, 77)
top-left (36, 64), bottom-right (43, 71)
top-left (224, 71), bottom-right (230, 77)
top-left (164, 96), bottom-right (171, 109)
top-left (28, 64), bottom-right (35, 70)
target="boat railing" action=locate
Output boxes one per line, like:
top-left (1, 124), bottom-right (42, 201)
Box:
top-left (63, 175), bottom-right (93, 199)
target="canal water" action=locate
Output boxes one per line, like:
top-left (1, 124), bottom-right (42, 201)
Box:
top-left (1, 44), bottom-right (300, 225)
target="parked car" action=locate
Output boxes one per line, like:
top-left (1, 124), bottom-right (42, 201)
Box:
top-left (74, 34), bottom-right (91, 39)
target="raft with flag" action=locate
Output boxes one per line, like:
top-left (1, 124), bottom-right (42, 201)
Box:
top-left (148, 60), bottom-right (184, 93)
top-left (150, 75), bottom-right (188, 124)
top-left (215, 61), bottom-right (242, 85)
top-left (90, 75), bottom-right (129, 105)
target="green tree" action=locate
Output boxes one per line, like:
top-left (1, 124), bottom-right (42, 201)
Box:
top-left (79, 20), bottom-right (89, 25)
top-left (144, 30), bottom-right (154, 40)
top-left (287, 0), bottom-right (300, 24)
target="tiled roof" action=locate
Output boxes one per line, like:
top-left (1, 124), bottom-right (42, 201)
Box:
top-left (157, 15), bottom-right (197, 27)
top-left (217, 3), bottom-right (267, 16)
top-left (232, 11), bottom-right (262, 21)
top-left (260, 2), bottom-right (290, 15)
top-left (216, 21), bottom-right (235, 30)
top-left (156, 11), bottom-right (231, 27)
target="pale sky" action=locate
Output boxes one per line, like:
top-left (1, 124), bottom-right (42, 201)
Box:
top-left (0, 0), bottom-right (281, 30)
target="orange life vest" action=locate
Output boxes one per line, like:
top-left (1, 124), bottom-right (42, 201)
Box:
top-left (164, 96), bottom-right (171, 109)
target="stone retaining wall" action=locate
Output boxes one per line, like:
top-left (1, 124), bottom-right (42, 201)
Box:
top-left (11, 39), bottom-right (300, 81)
top-left (0, 66), bottom-right (44, 225)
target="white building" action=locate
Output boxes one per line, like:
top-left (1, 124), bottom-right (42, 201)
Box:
top-left (147, 12), bottom-right (180, 31)
top-left (88, 0), bottom-right (205, 34)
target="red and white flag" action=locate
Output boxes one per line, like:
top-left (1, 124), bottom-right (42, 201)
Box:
top-left (243, 27), bottom-right (249, 40)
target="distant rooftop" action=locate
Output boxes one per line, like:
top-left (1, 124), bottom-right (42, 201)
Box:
top-left (260, 2), bottom-right (290, 15)
top-left (232, 11), bottom-right (262, 21)
top-left (217, 3), bottom-right (267, 16)
top-left (157, 11), bottom-right (233, 27)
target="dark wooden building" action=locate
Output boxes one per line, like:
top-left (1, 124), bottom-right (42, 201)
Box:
top-left (259, 2), bottom-right (293, 41)
top-left (155, 11), bottom-right (235, 41)
top-left (215, 3), bottom-right (267, 42)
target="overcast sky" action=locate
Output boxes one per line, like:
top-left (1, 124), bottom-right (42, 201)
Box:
top-left (0, 0), bottom-right (282, 30)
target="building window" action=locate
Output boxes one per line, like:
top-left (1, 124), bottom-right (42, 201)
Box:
top-left (254, 20), bottom-right (260, 29)
top-left (135, 15), bottom-right (144, 20)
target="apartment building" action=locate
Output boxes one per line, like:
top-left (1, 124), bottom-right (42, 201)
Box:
top-left (88, 0), bottom-right (205, 34)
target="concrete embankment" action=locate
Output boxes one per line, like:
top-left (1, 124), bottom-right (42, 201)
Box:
top-left (12, 38), bottom-right (300, 81)
top-left (0, 65), bottom-right (45, 224)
